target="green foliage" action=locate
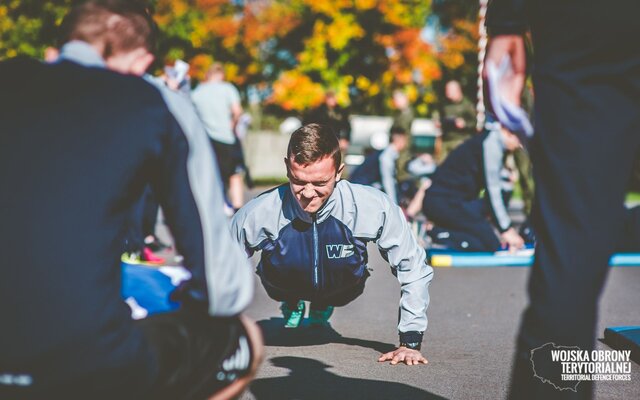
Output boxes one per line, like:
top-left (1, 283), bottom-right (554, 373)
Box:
top-left (0, 0), bottom-right (73, 59)
top-left (626, 192), bottom-right (640, 204)
top-left (0, 0), bottom-right (483, 117)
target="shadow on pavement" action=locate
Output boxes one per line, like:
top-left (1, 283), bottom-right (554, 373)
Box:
top-left (250, 356), bottom-right (447, 400)
top-left (257, 317), bottom-right (396, 353)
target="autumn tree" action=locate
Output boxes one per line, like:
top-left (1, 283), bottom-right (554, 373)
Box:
top-left (260, 0), bottom-right (443, 115)
top-left (1, 0), bottom-right (482, 117)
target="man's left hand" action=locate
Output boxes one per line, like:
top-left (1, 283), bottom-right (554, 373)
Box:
top-left (378, 347), bottom-right (428, 366)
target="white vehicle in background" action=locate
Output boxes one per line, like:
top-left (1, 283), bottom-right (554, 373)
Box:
top-left (279, 116), bottom-right (303, 136)
top-left (346, 115), bottom-right (440, 168)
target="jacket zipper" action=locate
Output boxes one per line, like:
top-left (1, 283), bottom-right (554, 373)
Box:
top-left (312, 215), bottom-right (319, 289)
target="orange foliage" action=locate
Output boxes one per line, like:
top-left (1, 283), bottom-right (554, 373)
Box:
top-left (438, 18), bottom-right (478, 70)
top-left (271, 71), bottom-right (325, 112)
top-left (189, 54), bottom-right (214, 82)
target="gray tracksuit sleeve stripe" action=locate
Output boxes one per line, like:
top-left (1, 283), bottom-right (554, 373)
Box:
top-left (156, 86), bottom-right (254, 315)
top-left (379, 147), bottom-right (398, 204)
top-left (374, 192), bottom-right (433, 334)
top-left (483, 127), bottom-right (511, 232)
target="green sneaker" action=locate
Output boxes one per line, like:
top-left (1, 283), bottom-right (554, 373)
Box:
top-left (308, 305), bottom-right (334, 326)
top-left (280, 300), bottom-right (305, 328)
top-left (121, 252), bottom-right (141, 264)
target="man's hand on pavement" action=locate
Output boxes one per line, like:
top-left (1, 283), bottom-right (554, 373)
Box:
top-left (500, 227), bottom-right (525, 251)
top-left (378, 347), bottom-right (428, 366)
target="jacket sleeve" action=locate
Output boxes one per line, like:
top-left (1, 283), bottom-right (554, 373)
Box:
top-left (375, 197), bottom-right (433, 339)
top-left (486, 0), bottom-right (528, 36)
top-left (230, 205), bottom-right (256, 257)
top-left (150, 87), bottom-right (254, 316)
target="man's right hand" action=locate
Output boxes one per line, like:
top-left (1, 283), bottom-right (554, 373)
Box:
top-left (500, 227), bottom-right (524, 251)
top-left (378, 347), bottom-right (428, 366)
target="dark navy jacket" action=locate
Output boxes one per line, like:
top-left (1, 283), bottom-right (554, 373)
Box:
top-left (349, 150), bottom-right (383, 186)
top-left (231, 181), bottom-right (433, 337)
top-left (0, 45), bottom-right (252, 394)
top-left (349, 146), bottom-right (400, 204)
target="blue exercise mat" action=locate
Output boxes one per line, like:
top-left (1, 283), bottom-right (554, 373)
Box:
top-left (429, 251), bottom-right (533, 267)
top-left (603, 326), bottom-right (640, 364)
top-left (428, 249), bottom-right (640, 268)
top-left (121, 261), bottom-right (191, 318)
top-left (609, 253), bottom-right (640, 266)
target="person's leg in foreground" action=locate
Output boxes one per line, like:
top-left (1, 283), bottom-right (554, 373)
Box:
top-left (503, 2), bottom-right (640, 398)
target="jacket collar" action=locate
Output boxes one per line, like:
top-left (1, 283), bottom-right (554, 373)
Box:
top-left (57, 41), bottom-right (106, 68)
top-left (283, 181), bottom-right (341, 224)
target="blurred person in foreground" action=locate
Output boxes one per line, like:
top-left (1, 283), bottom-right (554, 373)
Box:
top-left (486, 0), bottom-right (640, 398)
top-left (0, 1), bottom-right (262, 399)
top-left (231, 123), bottom-right (433, 366)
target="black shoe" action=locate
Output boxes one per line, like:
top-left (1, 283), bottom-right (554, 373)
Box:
top-left (519, 222), bottom-right (536, 244)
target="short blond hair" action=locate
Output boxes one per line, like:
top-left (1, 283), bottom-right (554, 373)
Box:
top-left (206, 63), bottom-right (225, 80)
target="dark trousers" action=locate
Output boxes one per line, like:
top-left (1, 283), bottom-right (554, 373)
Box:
top-left (125, 187), bottom-right (159, 253)
top-left (424, 195), bottom-right (501, 252)
top-left (260, 269), bottom-right (370, 307)
top-left (141, 188), bottom-right (160, 239)
top-left (621, 206), bottom-right (640, 252)
top-left (509, 1), bottom-right (640, 398)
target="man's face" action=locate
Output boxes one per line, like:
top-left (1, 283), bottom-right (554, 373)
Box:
top-left (395, 134), bottom-right (409, 151)
top-left (445, 81), bottom-right (463, 102)
top-left (325, 94), bottom-right (337, 108)
top-left (393, 92), bottom-right (408, 110)
top-left (286, 156), bottom-right (344, 214)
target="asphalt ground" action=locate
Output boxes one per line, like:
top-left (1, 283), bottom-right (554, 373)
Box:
top-left (155, 188), bottom-right (640, 399)
top-left (238, 251), bottom-right (640, 400)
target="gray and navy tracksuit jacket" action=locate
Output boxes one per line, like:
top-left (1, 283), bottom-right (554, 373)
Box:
top-left (0, 42), bottom-right (253, 394)
top-left (231, 180), bottom-right (433, 341)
